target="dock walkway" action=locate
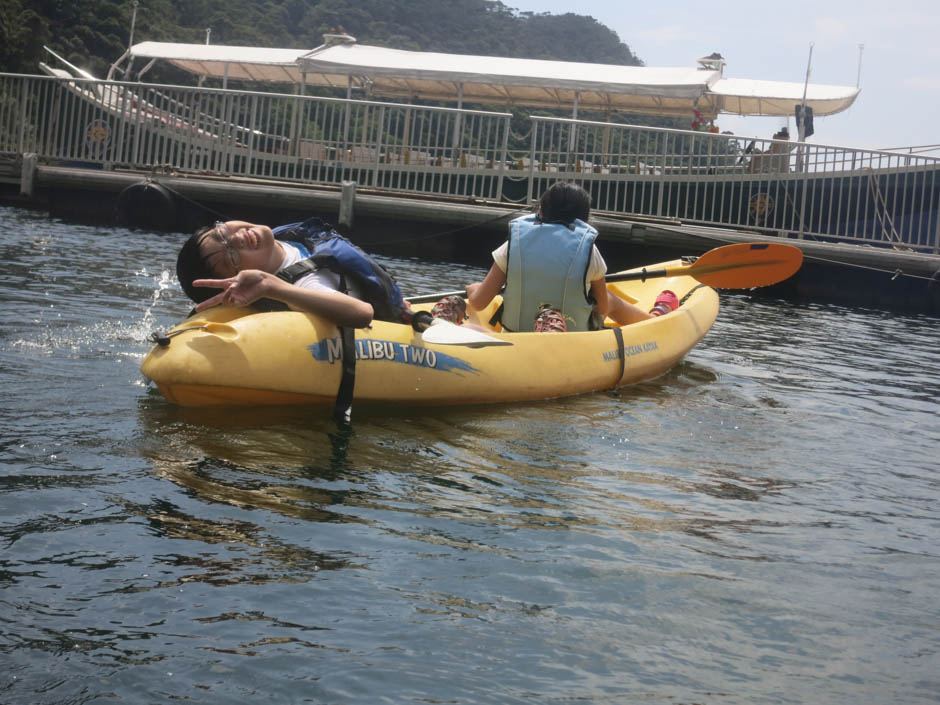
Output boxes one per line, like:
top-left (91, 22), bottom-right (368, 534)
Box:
top-left (3, 160), bottom-right (938, 314)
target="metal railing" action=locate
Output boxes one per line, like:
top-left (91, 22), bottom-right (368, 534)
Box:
top-left (526, 116), bottom-right (940, 253)
top-left (0, 73), bottom-right (513, 202)
top-left (2, 72), bottom-right (938, 253)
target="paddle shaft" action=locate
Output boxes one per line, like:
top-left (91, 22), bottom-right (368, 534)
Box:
top-left (406, 242), bottom-right (802, 303)
top-left (406, 269), bottom-right (666, 304)
top-left (406, 265), bottom-right (748, 303)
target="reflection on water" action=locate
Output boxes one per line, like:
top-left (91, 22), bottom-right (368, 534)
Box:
top-left (135, 376), bottom-right (828, 563)
top-left (2, 206), bottom-right (939, 705)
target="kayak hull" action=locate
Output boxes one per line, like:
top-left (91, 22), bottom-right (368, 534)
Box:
top-left (142, 261), bottom-right (719, 407)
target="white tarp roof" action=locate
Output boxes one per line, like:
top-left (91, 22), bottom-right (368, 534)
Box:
top-left (124, 39), bottom-right (859, 118)
top-left (297, 42), bottom-right (713, 116)
top-left (710, 77), bottom-right (859, 117)
top-left (127, 41), bottom-right (312, 84)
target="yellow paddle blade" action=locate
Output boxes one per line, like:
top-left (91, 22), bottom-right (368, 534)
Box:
top-left (680, 242), bottom-right (803, 289)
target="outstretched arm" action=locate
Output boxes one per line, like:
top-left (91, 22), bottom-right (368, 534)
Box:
top-left (591, 278), bottom-right (653, 325)
top-left (193, 269), bottom-right (373, 328)
top-left (465, 263), bottom-right (507, 311)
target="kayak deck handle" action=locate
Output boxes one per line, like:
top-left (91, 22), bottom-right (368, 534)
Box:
top-left (150, 323), bottom-right (238, 347)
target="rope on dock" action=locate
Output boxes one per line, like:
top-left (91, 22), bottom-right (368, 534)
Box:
top-left (355, 205), bottom-right (533, 246)
top-left (650, 218), bottom-right (940, 283)
top-left (149, 177), bottom-right (229, 222)
top-left (798, 253), bottom-right (938, 282)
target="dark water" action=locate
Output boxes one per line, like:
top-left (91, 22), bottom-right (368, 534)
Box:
top-left (1, 205), bottom-right (938, 705)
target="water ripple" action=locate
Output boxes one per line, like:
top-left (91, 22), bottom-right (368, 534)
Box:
top-left (2, 207), bottom-right (938, 705)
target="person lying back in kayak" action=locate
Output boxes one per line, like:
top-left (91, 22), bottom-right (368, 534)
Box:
top-left (465, 182), bottom-right (677, 332)
top-left (176, 217), bottom-right (408, 328)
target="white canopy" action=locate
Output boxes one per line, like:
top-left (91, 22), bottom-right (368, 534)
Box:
top-left (297, 41), bottom-right (713, 116)
top-left (709, 77), bottom-right (860, 117)
top-left (121, 38), bottom-right (859, 118)
top-left (123, 41), bottom-right (312, 84)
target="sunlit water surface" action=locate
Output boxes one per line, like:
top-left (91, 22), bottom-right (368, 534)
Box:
top-left (1, 206), bottom-right (938, 704)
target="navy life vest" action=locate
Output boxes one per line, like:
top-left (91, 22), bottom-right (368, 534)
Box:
top-left (271, 217), bottom-right (406, 323)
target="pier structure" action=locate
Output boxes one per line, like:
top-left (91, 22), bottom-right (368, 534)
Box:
top-left (1, 68), bottom-right (939, 312)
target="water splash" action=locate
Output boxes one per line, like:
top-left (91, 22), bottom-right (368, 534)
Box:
top-left (135, 268), bottom-right (178, 344)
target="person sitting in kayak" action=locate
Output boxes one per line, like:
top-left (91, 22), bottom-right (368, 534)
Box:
top-left (465, 182), bottom-right (674, 332)
top-left (175, 217), bottom-right (408, 328)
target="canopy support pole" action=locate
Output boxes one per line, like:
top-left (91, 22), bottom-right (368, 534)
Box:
top-left (342, 76), bottom-right (352, 160)
top-left (568, 92), bottom-right (580, 169)
top-left (402, 106), bottom-right (412, 164)
top-left (453, 83), bottom-right (464, 165)
top-left (198, 27), bottom-right (211, 87)
top-left (796, 43), bottom-right (813, 172)
top-left (602, 107), bottom-right (612, 170)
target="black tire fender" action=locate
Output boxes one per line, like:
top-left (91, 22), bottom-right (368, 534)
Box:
top-left (116, 181), bottom-right (177, 230)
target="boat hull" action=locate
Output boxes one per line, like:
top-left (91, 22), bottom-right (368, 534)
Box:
top-left (141, 262), bottom-right (719, 407)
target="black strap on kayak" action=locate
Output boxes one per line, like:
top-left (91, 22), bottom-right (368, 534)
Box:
top-left (679, 284), bottom-right (707, 307)
top-left (333, 325), bottom-right (355, 425)
top-left (488, 301), bottom-right (504, 329)
top-left (332, 272), bottom-right (355, 425)
top-left (610, 326), bottom-right (625, 389)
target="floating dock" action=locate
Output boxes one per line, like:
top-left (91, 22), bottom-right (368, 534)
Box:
top-left (2, 160), bottom-right (938, 314)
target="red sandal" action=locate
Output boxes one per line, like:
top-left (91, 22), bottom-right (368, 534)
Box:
top-left (650, 290), bottom-right (679, 316)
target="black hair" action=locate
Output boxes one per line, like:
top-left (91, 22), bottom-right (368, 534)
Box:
top-left (175, 224), bottom-right (216, 304)
top-left (538, 181), bottom-right (591, 225)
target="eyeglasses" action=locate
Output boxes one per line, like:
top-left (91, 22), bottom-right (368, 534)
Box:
top-left (209, 221), bottom-right (240, 271)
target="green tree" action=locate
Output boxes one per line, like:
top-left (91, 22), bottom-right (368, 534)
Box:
top-left (7, 0), bottom-right (673, 129)
top-left (0, 0), bottom-right (51, 73)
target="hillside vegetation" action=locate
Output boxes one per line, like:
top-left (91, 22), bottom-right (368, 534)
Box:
top-left (3, 0), bottom-right (689, 129)
top-left (1, 0), bottom-right (641, 77)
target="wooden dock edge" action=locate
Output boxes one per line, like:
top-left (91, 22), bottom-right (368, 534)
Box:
top-left (3, 163), bottom-right (939, 314)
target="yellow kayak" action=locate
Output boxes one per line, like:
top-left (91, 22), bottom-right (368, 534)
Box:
top-left (141, 259), bottom-right (719, 407)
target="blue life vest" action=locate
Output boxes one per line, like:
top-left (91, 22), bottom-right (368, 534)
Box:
top-left (271, 217), bottom-right (406, 323)
top-left (500, 215), bottom-right (597, 332)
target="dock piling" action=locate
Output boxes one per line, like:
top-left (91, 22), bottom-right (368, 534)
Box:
top-left (20, 153), bottom-right (36, 197)
top-left (339, 180), bottom-right (356, 229)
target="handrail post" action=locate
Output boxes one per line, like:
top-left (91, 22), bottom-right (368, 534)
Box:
top-left (18, 81), bottom-right (28, 152)
top-left (113, 80), bottom-right (128, 166)
top-left (246, 93), bottom-right (258, 175)
top-left (373, 104), bottom-right (386, 188)
top-left (797, 156), bottom-right (808, 239)
top-left (657, 131), bottom-right (667, 217)
top-left (497, 113), bottom-right (509, 202)
top-left (341, 78), bottom-right (352, 167)
top-left (527, 119), bottom-right (537, 205)
top-left (402, 106), bottom-right (412, 164)
top-left (452, 84), bottom-right (463, 166)
top-left (933, 203), bottom-right (940, 254)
